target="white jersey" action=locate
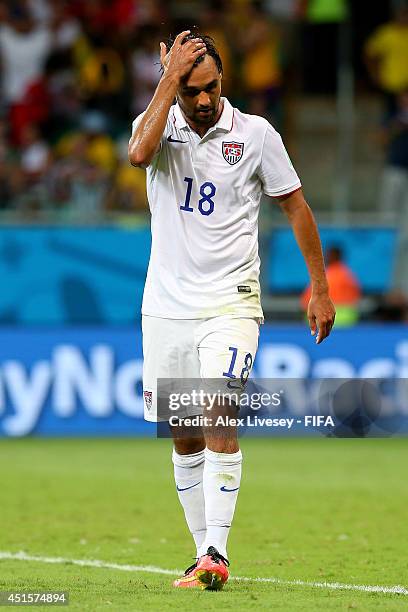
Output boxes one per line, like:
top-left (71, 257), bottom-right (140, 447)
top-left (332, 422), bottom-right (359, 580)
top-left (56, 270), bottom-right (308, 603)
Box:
top-left (132, 97), bottom-right (301, 319)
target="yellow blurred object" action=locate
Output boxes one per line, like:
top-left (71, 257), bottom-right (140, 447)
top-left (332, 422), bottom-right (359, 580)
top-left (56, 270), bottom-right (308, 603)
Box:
top-left (54, 132), bottom-right (77, 158)
top-left (55, 133), bottom-right (117, 174)
top-left (72, 34), bottom-right (125, 96)
top-left (87, 136), bottom-right (117, 174)
top-left (204, 29), bottom-right (231, 90)
top-left (115, 163), bottom-right (148, 209)
top-left (242, 34), bottom-right (281, 91)
top-left (365, 23), bottom-right (408, 93)
top-left (80, 49), bottom-right (125, 95)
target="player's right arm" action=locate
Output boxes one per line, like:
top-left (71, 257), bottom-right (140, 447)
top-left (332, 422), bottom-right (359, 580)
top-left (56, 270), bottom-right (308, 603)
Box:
top-left (128, 31), bottom-right (206, 168)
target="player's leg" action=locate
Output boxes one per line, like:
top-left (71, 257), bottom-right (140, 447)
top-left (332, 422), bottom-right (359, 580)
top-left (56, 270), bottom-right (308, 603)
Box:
top-left (171, 422), bottom-right (206, 560)
top-left (171, 421), bottom-right (206, 588)
top-left (193, 404), bottom-right (239, 590)
top-left (142, 316), bottom-right (207, 563)
top-left (195, 316), bottom-right (259, 588)
top-left (201, 408), bottom-right (242, 559)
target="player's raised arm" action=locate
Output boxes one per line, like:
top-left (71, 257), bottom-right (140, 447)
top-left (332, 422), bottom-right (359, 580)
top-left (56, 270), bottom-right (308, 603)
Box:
top-left (128, 31), bottom-right (207, 168)
top-left (278, 189), bottom-right (336, 344)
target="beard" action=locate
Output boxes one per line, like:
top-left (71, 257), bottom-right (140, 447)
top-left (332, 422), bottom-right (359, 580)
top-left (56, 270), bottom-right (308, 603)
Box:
top-left (192, 107), bottom-right (217, 124)
top-left (177, 95), bottom-right (222, 129)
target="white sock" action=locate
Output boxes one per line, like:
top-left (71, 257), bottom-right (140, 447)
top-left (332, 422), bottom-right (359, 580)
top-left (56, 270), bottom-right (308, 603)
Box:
top-left (172, 449), bottom-right (206, 557)
top-left (201, 447), bottom-right (242, 560)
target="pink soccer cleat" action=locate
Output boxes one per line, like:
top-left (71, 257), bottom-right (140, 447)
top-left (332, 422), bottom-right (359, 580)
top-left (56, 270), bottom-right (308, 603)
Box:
top-left (194, 546), bottom-right (230, 590)
top-left (173, 560), bottom-right (202, 588)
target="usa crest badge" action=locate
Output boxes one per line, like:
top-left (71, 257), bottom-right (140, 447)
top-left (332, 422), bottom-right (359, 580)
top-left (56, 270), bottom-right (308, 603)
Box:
top-left (222, 141), bottom-right (244, 165)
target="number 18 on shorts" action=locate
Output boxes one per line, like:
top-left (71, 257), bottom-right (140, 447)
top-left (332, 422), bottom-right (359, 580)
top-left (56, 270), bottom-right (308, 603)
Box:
top-left (142, 315), bottom-right (259, 422)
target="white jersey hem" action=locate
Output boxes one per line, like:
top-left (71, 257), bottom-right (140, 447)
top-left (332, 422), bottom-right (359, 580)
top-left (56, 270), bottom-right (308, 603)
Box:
top-left (141, 309), bottom-right (264, 320)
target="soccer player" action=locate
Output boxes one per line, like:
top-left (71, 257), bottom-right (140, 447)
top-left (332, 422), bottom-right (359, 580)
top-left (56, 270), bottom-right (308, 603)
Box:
top-left (129, 31), bottom-right (336, 590)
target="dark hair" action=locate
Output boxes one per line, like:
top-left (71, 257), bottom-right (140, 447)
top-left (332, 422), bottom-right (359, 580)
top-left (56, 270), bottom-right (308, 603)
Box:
top-left (164, 32), bottom-right (223, 74)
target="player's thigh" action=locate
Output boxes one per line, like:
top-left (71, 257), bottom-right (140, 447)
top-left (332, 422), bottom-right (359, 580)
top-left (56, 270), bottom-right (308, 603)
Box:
top-left (142, 316), bottom-right (200, 421)
top-left (197, 316), bottom-right (259, 385)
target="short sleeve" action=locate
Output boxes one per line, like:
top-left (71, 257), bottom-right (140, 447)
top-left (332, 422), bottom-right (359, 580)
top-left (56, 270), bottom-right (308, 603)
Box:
top-left (258, 123), bottom-right (301, 197)
top-left (130, 111), bottom-right (171, 164)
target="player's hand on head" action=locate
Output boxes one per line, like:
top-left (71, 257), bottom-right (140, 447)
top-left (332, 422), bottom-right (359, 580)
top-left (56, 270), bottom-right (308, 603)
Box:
top-left (160, 30), bottom-right (207, 80)
top-left (307, 293), bottom-right (336, 344)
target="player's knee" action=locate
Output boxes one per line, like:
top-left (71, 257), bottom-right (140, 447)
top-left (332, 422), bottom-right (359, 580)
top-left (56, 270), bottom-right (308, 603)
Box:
top-left (173, 437), bottom-right (206, 455)
top-left (205, 436), bottom-right (240, 454)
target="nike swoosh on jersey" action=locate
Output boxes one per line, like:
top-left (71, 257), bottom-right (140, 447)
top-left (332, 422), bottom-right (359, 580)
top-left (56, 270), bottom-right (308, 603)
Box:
top-left (220, 485), bottom-right (240, 492)
top-left (176, 482), bottom-right (201, 492)
top-left (167, 135), bottom-right (187, 143)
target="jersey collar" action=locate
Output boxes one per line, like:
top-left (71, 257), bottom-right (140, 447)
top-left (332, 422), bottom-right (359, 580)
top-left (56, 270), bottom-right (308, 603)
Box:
top-left (173, 97), bottom-right (233, 133)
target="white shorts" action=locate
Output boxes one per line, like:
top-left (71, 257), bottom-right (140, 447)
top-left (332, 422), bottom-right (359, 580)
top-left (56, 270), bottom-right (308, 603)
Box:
top-left (142, 314), bottom-right (260, 422)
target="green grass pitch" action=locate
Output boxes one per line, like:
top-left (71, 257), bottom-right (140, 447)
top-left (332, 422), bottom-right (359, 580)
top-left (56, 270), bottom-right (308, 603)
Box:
top-left (0, 437), bottom-right (407, 610)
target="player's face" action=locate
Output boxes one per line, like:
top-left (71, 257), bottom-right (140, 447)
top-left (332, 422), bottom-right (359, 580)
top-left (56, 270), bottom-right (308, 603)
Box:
top-left (178, 55), bottom-right (222, 126)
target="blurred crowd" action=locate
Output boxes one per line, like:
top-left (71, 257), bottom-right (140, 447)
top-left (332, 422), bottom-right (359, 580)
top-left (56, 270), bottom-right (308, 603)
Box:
top-left (0, 0), bottom-right (299, 220)
top-left (0, 0), bottom-right (406, 222)
top-left (0, 0), bottom-right (161, 220)
top-left (0, 0), bottom-right (382, 221)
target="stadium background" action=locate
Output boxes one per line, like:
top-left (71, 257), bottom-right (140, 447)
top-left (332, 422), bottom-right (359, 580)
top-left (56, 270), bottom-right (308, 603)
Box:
top-left (0, 0), bottom-right (407, 437)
